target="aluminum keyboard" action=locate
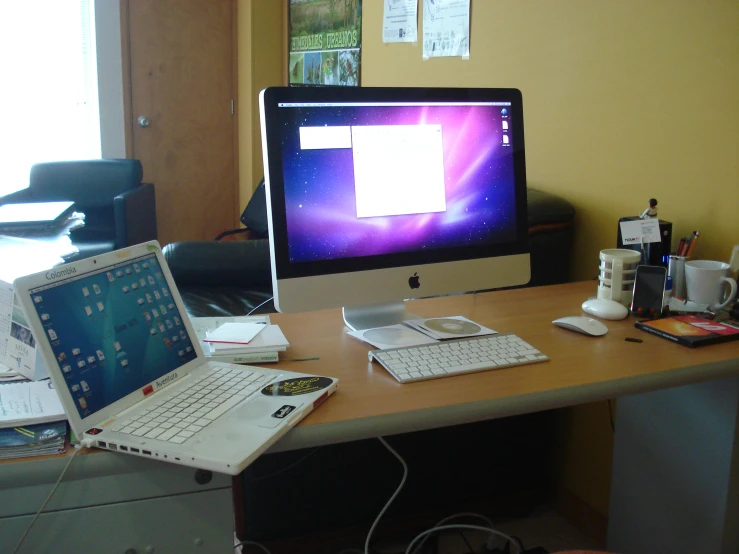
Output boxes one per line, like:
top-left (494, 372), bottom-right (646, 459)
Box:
top-left (368, 333), bottom-right (548, 383)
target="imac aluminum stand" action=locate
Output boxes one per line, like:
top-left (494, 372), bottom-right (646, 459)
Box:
top-left (342, 302), bottom-right (420, 332)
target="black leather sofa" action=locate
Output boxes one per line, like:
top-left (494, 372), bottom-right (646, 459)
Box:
top-left (0, 159), bottom-right (157, 259)
top-left (162, 184), bottom-right (576, 317)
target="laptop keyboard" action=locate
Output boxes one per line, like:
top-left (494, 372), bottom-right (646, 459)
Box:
top-left (111, 366), bottom-right (275, 444)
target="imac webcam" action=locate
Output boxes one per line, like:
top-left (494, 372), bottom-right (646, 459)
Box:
top-left (259, 86), bottom-right (531, 331)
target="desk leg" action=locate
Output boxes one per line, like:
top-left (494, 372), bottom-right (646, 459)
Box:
top-left (607, 376), bottom-right (739, 554)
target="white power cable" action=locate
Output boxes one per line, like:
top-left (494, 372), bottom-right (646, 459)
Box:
top-left (364, 437), bottom-right (408, 554)
top-left (404, 523), bottom-right (522, 554)
top-left (13, 441), bottom-right (90, 554)
top-left (409, 512), bottom-right (498, 554)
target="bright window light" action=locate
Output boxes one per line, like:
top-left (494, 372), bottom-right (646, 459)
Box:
top-left (0, 0), bottom-right (101, 197)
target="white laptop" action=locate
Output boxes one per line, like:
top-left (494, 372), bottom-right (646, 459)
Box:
top-left (13, 241), bottom-right (338, 475)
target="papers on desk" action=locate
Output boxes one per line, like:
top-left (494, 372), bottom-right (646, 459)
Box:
top-left (191, 315), bottom-right (289, 364)
top-left (0, 278), bottom-right (48, 381)
top-left (348, 316), bottom-right (497, 350)
top-left (0, 379), bottom-right (66, 427)
top-left (0, 360), bottom-right (26, 383)
top-left (203, 322), bottom-right (267, 345)
top-left (348, 324), bottom-right (437, 350)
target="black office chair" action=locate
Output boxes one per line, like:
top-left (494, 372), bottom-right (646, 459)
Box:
top-left (162, 178), bottom-right (274, 317)
top-left (0, 159), bottom-right (157, 259)
top-left (214, 178), bottom-right (268, 241)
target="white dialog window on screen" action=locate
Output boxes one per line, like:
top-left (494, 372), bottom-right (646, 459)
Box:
top-left (351, 124), bottom-right (447, 218)
top-left (299, 126), bottom-right (352, 150)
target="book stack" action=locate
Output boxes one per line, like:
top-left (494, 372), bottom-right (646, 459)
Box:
top-left (0, 421), bottom-right (67, 460)
top-left (0, 379), bottom-right (68, 458)
top-left (191, 315), bottom-right (289, 364)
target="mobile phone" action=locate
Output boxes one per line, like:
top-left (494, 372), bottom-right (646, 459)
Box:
top-left (631, 265), bottom-right (668, 317)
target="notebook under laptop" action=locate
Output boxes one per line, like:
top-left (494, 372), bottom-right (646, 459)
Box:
top-left (13, 241), bottom-right (338, 475)
top-left (0, 201), bottom-right (75, 233)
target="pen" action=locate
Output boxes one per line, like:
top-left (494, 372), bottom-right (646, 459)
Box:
top-left (686, 230), bottom-right (700, 257)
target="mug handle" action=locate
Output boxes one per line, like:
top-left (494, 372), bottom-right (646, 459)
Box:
top-left (612, 258), bottom-right (623, 303)
top-left (711, 277), bottom-right (738, 312)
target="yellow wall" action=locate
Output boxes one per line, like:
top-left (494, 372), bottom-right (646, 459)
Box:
top-left (237, 0), bottom-right (738, 518)
top-left (237, 0), bottom-right (285, 205)
top-left (361, 0), bottom-right (739, 517)
top-left (363, 0), bottom-right (739, 280)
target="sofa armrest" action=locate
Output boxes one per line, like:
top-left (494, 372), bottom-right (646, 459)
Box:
top-left (114, 183), bottom-right (157, 248)
top-left (0, 188), bottom-right (34, 204)
top-left (162, 239), bottom-right (272, 289)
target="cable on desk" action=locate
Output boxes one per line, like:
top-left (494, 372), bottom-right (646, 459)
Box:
top-left (404, 524), bottom-right (522, 554)
top-left (364, 437), bottom-right (408, 554)
top-left (13, 438), bottom-right (94, 554)
top-left (408, 512), bottom-right (498, 554)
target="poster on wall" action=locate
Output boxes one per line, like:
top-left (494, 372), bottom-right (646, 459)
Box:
top-left (288, 0), bottom-right (362, 87)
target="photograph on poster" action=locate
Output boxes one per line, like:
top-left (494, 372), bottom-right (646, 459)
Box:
top-left (288, 0), bottom-right (362, 87)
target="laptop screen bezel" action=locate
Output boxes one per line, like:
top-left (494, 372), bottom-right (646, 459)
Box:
top-left (13, 241), bottom-right (205, 437)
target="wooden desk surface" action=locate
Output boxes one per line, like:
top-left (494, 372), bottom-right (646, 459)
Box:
top-left (269, 281), bottom-right (739, 451)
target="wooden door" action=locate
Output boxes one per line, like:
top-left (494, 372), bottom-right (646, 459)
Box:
top-left (126, 0), bottom-right (238, 246)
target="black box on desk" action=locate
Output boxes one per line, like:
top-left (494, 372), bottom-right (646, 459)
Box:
top-left (616, 217), bottom-right (672, 266)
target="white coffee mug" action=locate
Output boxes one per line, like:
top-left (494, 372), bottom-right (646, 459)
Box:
top-left (685, 260), bottom-right (738, 311)
top-left (598, 249), bottom-right (642, 305)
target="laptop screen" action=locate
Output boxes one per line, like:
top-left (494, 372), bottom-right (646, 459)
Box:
top-left (27, 252), bottom-right (198, 419)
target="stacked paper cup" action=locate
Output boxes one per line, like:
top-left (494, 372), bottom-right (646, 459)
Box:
top-left (598, 249), bottom-right (642, 306)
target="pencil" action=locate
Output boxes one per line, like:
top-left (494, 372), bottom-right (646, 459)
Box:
top-left (685, 230), bottom-right (700, 257)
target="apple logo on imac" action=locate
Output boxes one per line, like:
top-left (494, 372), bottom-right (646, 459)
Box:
top-left (408, 272), bottom-right (420, 289)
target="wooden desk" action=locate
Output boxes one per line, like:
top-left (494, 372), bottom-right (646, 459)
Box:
top-left (268, 281), bottom-right (739, 553)
top-left (272, 281), bottom-right (739, 450)
top-left (3, 281), bottom-right (739, 553)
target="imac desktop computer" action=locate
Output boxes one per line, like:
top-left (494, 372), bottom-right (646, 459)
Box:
top-left (259, 86), bottom-right (531, 331)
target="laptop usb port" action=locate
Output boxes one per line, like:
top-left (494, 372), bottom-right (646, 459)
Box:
top-left (119, 445), bottom-right (128, 452)
top-left (142, 450), bottom-right (152, 456)
top-left (108, 443), bottom-right (118, 450)
top-left (130, 448), bottom-right (140, 453)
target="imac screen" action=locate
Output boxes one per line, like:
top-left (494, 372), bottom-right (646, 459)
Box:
top-left (262, 88), bottom-right (528, 278)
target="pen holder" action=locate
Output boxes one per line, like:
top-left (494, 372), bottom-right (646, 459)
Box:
top-left (668, 254), bottom-right (689, 300)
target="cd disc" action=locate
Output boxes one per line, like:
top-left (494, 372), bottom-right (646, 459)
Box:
top-left (363, 327), bottom-right (424, 346)
top-left (424, 318), bottom-right (482, 335)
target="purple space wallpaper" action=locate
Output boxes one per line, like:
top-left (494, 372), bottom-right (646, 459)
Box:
top-left (278, 104), bottom-right (517, 263)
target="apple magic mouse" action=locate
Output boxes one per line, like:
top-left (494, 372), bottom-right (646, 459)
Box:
top-left (552, 316), bottom-right (608, 337)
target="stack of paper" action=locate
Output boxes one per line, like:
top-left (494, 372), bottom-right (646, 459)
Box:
top-left (0, 420), bottom-right (67, 459)
top-left (191, 315), bottom-right (289, 364)
top-left (0, 379), bottom-right (66, 427)
top-left (0, 379), bottom-right (68, 458)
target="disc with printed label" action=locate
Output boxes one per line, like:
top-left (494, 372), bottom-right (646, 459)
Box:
top-left (363, 327), bottom-right (424, 346)
top-left (423, 318), bottom-right (482, 335)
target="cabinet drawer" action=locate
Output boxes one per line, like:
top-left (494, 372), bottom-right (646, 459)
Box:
top-left (1, 488), bottom-right (233, 553)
